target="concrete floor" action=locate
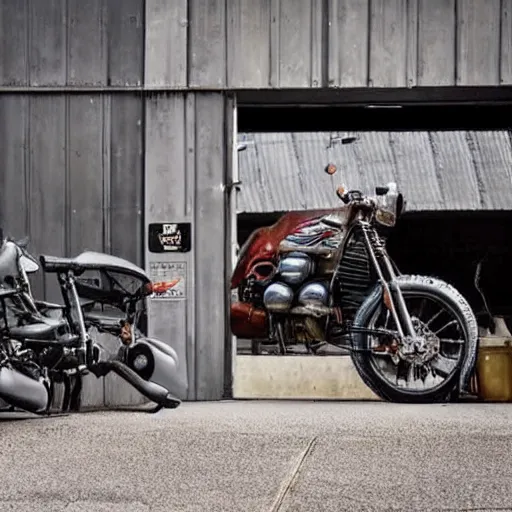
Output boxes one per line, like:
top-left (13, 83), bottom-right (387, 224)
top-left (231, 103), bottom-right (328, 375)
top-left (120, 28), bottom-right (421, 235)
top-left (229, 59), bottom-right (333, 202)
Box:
top-left (1, 401), bottom-right (512, 512)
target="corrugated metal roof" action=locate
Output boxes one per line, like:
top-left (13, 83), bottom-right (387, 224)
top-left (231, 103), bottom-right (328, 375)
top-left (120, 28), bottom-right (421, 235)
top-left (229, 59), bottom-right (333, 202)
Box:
top-left (236, 131), bottom-right (512, 213)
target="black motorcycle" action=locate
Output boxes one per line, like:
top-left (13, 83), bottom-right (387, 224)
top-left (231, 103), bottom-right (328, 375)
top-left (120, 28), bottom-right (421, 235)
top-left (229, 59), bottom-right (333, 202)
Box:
top-left (0, 234), bottom-right (186, 415)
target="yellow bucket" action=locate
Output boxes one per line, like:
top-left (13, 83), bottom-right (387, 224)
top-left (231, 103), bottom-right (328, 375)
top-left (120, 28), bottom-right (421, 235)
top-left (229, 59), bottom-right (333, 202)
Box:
top-left (476, 341), bottom-right (512, 402)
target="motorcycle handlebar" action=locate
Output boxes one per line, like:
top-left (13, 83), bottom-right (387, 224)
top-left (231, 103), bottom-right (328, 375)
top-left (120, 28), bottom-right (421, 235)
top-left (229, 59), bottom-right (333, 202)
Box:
top-left (336, 187), bottom-right (376, 209)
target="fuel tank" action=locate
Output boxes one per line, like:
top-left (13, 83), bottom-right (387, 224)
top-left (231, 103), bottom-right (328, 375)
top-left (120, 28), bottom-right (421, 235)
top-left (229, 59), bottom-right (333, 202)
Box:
top-left (231, 208), bottom-right (337, 289)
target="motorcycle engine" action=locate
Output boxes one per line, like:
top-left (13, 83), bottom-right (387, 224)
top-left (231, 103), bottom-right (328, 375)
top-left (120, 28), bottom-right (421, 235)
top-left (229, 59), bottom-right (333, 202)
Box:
top-left (262, 251), bottom-right (330, 343)
top-left (263, 252), bottom-right (314, 312)
top-left (277, 252), bottom-right (314, 285)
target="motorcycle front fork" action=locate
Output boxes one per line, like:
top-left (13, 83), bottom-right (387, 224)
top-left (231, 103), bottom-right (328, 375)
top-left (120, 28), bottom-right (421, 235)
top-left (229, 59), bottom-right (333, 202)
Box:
top-left (58, 271), bottom-right (94, 373)
top-left (361, 226), bottom-right (416, 339)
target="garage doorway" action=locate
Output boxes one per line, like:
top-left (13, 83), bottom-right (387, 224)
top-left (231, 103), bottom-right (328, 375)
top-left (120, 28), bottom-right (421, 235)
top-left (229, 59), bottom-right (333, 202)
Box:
top-left (229, 102), bottom-right (512, 400)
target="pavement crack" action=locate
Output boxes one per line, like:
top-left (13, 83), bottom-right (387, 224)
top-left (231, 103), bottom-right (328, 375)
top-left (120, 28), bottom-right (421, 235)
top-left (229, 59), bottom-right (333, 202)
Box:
top-left (269, 435), bottom-right (318, 512)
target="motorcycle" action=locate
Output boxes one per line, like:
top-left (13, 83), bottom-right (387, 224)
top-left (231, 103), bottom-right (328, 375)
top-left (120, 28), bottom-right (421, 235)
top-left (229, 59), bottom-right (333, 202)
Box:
top-left (0, 233), bottom-right (187, 415)
top-left (230, 160), bottom-right (479, 403)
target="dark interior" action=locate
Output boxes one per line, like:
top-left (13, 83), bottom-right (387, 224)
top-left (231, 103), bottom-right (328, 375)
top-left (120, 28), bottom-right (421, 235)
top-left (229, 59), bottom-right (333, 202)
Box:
top-left (238, 103), bottom-right (512, 132)
top-left (236, 101), bottom-right (512, 330)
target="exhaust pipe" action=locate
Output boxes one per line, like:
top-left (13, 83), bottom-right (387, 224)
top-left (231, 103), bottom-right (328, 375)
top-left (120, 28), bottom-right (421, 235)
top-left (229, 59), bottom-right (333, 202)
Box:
top-left (0, 366), bottom-right (49, 414)
top-left (104, 360), bottom-right (181, 409)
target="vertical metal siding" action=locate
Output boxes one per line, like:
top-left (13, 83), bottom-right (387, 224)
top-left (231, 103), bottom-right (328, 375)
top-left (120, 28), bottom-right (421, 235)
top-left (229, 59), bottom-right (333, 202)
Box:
top-left (189, 0), bottom-right (511, 89)
top-left (67, 0), bottom-right (107, 86)
top-left (193, 93), bottom-right (228, 400)
top-left (0, 96), bottom-right (28, 238)
top-left (144, 93), bottom-right (191, 402)
top-left (109, 94), bottom-right (144, 264)
top-left (368, 0), bottom-right (409, 87)
top-left (456, 0), bottom-right (501, 86)
top-left (0, 93), bottom-right (145, 408)
top-left (0, 0), bottom-right (143, 87)
top-left (67, 95), bottom-right (105, 256)
top-left (0, 0), bottom-right (29, 85)
top-left (0, 94), bottom-right (144, 276)
top-left (144, 94), bottom-right (187, 401)
top-left (188, 0), bottom-right (227, 88)
top-left (28, 95), bottom-right (67, 302)
top-left (144, 0), bottom-right (187, 87)
top-left (29, 0), bottom-right (67, 86)
top-left (144, 92), bottom-right (231, 401)
top-left (227, 0), bottom-right (271, 88)
top-left (417, 0), bottom-right (456, 86)
top-left (106, 0), bottom-right (144, 86)
top-left (1, 0), bottom-right (511, 89)
top-left (273, 0), bottom-right (323, 88)
top-left (327, 0), bottom-right (370, 87)
top-left (501, 0), bottom-right (512, 84)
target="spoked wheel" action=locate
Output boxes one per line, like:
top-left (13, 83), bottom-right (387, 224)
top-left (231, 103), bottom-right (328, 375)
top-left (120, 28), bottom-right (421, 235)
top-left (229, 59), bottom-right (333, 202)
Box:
top-left (351, 275), bottom-right (478, 403)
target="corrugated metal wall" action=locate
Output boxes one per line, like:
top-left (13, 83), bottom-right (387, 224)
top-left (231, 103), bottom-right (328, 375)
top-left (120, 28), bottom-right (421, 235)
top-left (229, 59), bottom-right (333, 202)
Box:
top-left (1, 0), bottom-right (510, 90)
top-left (236, 131), bottom-right (512, 213)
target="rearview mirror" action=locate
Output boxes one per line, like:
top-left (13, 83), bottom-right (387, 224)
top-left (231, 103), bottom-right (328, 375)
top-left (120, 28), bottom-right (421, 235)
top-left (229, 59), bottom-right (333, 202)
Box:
top-left (324, 163), bottom-right (337, 175)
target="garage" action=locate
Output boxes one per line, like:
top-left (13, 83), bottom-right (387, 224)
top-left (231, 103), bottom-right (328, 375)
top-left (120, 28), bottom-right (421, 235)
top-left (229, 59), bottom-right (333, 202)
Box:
top-left (1, 1), bottom-right (512, 406)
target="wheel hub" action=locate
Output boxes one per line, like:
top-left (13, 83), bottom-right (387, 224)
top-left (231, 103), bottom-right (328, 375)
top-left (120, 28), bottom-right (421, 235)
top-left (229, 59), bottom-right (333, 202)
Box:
top-left (399, 317), bottom-right (440, 364)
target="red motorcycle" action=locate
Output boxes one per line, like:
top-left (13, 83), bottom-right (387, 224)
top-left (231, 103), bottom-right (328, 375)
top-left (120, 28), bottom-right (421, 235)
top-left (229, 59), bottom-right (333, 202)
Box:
top-left (230, 161), bottom-right (478, 403)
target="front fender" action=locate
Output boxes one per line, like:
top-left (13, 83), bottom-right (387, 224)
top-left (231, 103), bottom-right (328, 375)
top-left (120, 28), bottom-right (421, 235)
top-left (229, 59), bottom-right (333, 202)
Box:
top-left (126, 337), bottom-right (188, 400)
top-left (353, 275), bottom-right (479, 395)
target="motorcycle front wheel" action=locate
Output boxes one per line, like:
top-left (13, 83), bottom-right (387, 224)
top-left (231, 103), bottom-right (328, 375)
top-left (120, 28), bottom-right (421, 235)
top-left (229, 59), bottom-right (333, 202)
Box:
top-left (350, 274), bottom-right (479, 403)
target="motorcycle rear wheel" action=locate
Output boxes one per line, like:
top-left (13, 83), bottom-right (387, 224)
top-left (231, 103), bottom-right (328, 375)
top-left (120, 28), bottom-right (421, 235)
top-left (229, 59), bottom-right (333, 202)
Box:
top-left (350, 274), bottom-right (478, 403)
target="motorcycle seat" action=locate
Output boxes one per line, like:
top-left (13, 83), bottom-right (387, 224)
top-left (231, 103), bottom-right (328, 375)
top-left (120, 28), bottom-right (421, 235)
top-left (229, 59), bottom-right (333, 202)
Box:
top-left (9, 317), bottom-right (67, 340)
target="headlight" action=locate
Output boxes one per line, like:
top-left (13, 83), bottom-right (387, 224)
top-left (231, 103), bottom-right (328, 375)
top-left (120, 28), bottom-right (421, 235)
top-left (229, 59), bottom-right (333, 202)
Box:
top-left (373, 182), bottom-right (402, 227)
top-left (133, 353), bottom-right (149, 371)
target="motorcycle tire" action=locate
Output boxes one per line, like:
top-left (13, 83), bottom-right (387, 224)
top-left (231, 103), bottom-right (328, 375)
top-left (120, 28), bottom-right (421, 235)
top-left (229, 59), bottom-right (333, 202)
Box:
top-left (350, 274), bottom-right (479, 404)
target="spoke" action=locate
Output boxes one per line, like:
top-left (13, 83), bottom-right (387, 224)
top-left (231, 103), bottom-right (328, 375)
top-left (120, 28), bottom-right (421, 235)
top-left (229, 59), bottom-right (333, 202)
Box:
top-left (435, 319), bottom-right (458, 335)
top-left (371, 292), bottom-right (463, 391)
top-left (425, 308), bottom-right (444, 328)
top-left (417, 298), bottom-right (426, 320)
top-left (439, 337), bottom-right (464, 345)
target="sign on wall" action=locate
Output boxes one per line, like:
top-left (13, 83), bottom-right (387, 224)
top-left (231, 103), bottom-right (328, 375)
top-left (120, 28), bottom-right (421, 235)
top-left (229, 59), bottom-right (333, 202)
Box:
top-left (148, 261), bottom-right (187, 300)
top-left (148, 223), bottom-right (191, 253)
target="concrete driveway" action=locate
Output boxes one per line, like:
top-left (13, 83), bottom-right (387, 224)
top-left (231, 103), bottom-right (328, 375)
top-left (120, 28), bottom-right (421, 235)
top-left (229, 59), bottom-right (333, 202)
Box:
top-left (1, 400), bottom-right (512, 512)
